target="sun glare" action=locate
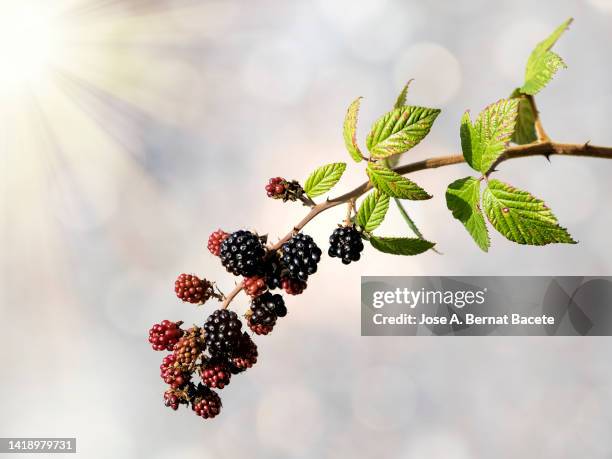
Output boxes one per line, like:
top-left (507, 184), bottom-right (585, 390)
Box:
top-left (0, 3), bottom-right (61, 91)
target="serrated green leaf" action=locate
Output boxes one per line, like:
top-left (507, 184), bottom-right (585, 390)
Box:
top-left (343, 97), bottom-right (364, 163)
top-left (482, 179), bottom-right (576, 245)
top-left (369, 236), bottom-right (435, 256)
top-left (521, 18), bottom-right (572, 95)
top-left (367, 163), bottom-right (431, 200)
top-left (446, 176), bottom-right (490, 252)
top-left (460, 99), bottom-right (519, 174)
top-left (366, 106), bottom-right (440, 159)
top-left (304, 163), bottom-right (347, 198)
top-left (510, 89), bottom-right (537, 145)
top-left (394, 79), bottom-right (413, 109)
top-left (356, 190), bottom-right (390, 233)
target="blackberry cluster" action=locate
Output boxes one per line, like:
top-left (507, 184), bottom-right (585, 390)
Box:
top-left (243, 275), bottom-right (268, 298)
top-left (219, 230), bottom-right (266, 277)
top-left (328, 225), bottom-right (364, 265)
top-left (281, 233), bottom-right (322, 281)
top-left (149, 320), bottom-right (184, 351)
top-left (207, 229), bottom-right (229, 256)
top-left (175, 274), bottom-right (214, 304)
top-left (247, 292), bottom-right (287, 335)
top-left (153, 227), bottom-right (332, 422)
top-left (204, 309), bottom-right (243, 357)
top-left (151, 311), bottom-right (259, 420)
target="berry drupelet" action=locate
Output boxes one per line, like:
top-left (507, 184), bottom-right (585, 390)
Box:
top-left (204, 309), bottom-right (243, 357)
top-left (328, 225), bottom-right (364, 265)
top-left (219, 230), bottom-right (266, 277)
top-left (149, 320), bottom-right (184, 351)
top-left (281, 233), bottom-right (322, 281)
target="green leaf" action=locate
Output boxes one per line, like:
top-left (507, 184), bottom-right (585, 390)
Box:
top-left (521, 18), bottom-right (572, 95)
top-left (446, 176), bottom-right (490, 252)
top-left (366, 106), bottom-right (440, 159)
top-left (394, 79), bottom-right (413, 109)
top-left (460, 99), bottom-right (519, 174)
top-left (304, 163), bottom-right (347, 198)
top-left (369, 236), bottom-right (435, 256)
top-left (482, 179), bottom-right (576, 245)
top-left (356, 190), bottom-right (390, 233)
top-left (367, 163), bottom-right (431, 200)
top-left (343, 97), bottom-right (364, 163)
top-left (510, 89), bottom-right (537, 145)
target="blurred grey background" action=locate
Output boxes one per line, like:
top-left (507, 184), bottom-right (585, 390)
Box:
top-left (1, 0), bottom-right (612, 457)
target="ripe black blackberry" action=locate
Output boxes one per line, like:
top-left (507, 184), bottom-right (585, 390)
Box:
top-left (149, 320), bottom-right (184, 351)
top-left (281, 233), bottom-right (322, 281)
top-left (219, 230), bottom-right (266, 277)
top-left (204, 309), bottom-right (243, 357)
top-left (328, 225), bottom-right (364, 265)
top-left (173, 327), bottom-right (206, 367)
top-left (229, 333), bottom-right (258, 374)
top-left (192, 385), bottom-right (222, 419)
top-left (263, 251), bottom-right (284, 290)
top-left (247, 292), bottom-right (286, 335)
top-left (200, 358), bottom-right (232, 389)
top-left (207, 229), bottom-right (229, 256)
top-left (175, 274), bottom-right (215, 304)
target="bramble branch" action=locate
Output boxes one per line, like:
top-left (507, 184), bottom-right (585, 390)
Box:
top-left (219, 141), bottom-right (612, 309)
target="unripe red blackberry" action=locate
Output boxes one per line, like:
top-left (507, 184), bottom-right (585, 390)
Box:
top-left (328, 225), bottom-right (364, 265)
top-left (229, 332), bottom-right (258, 374)
top-left (192, 385), bottom-right (222, 419)
top-left (200, 358), bottom-right (232, 389)
top-left (248, 322), bottom-right (274, 336)
top-left (265, 177), bottom-right (287, 198)
top-left (219, 230), bottom-right (266, 277)
top-left (247, 292), bottom-right (286, 335)
top-left (175, 274), bottom-right (215, 304)
top-left (163, 389), bottom-right (184, 411)
top-left (281, 277), bottom-right (307, 295)
top-left (149, 320), bottom-right (184, 351)
top-left (164, 384), bottom-right (195, 410)
top-left (243, 275), bottom-right (268, 298)
top-left (173, 326), bottom-right (206, 367)
top-left (281, 233), bottom-right (322, 281)
top-left (207, 229), bottom-right (229, 256)
top-left (204, 309), bottom-right (243, 357)
top-left (160, 354), bottom-right (192, 389)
